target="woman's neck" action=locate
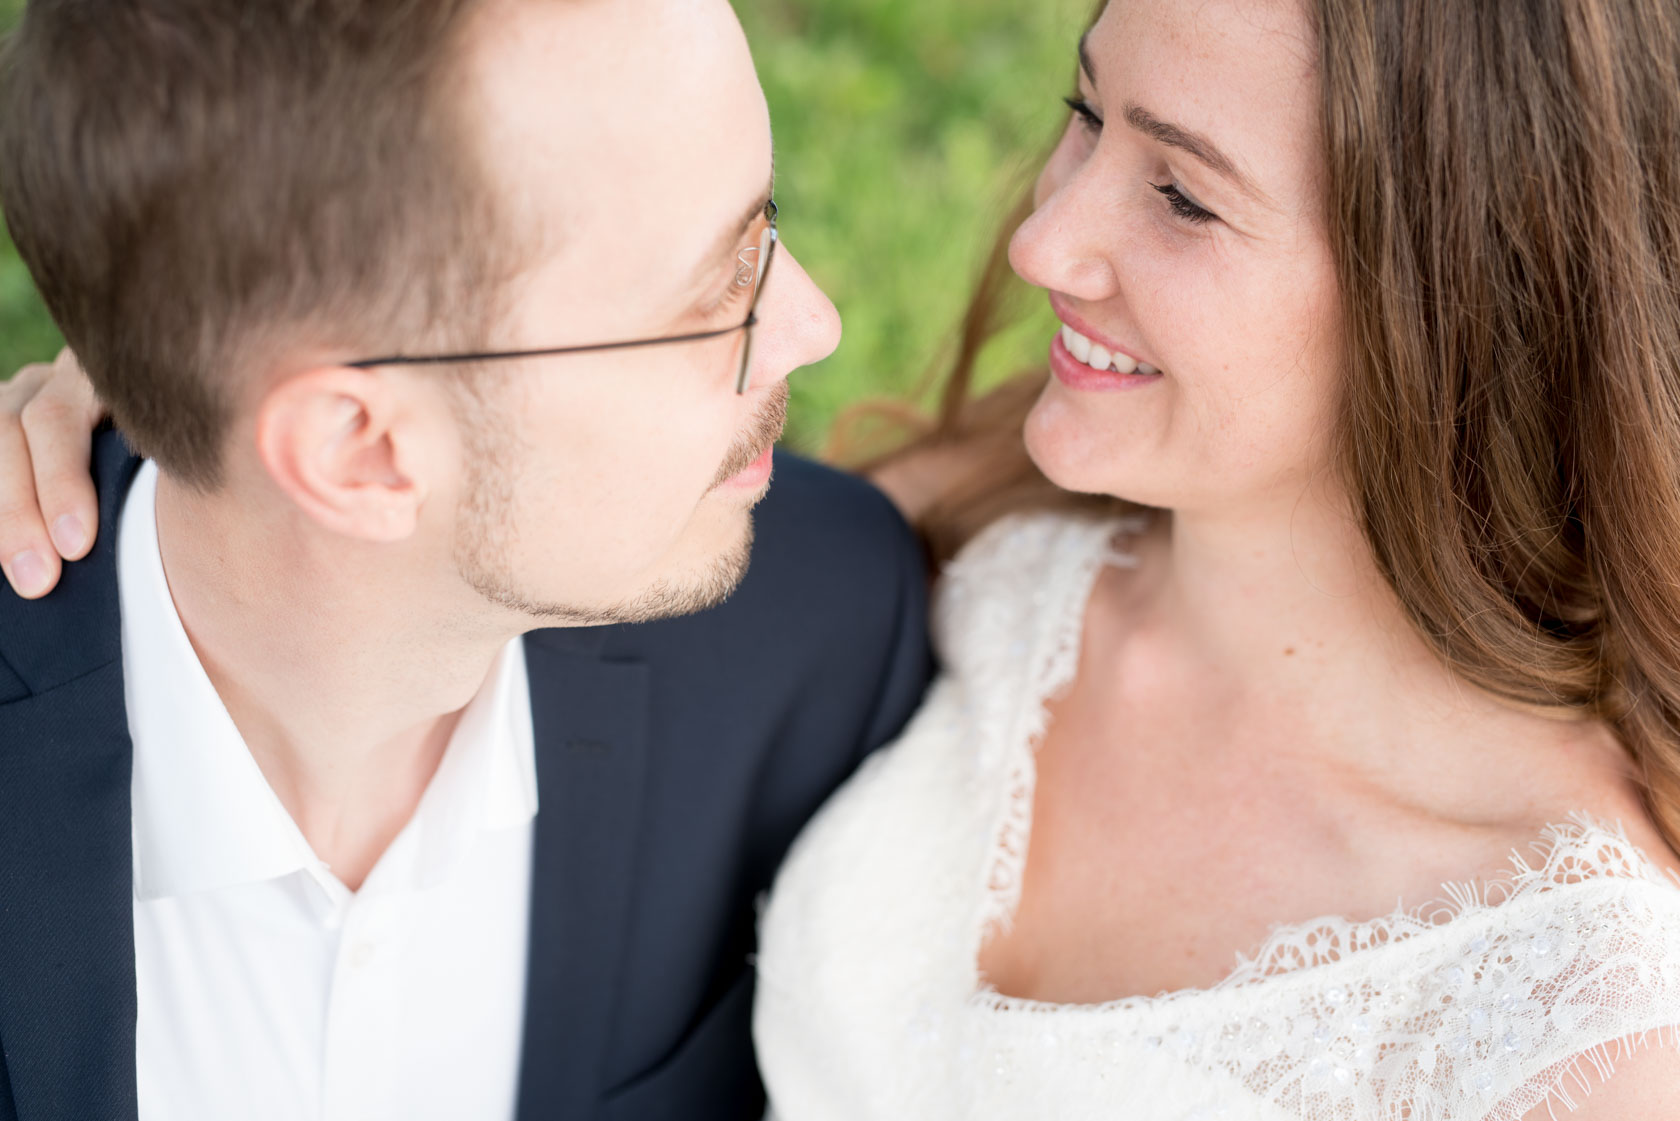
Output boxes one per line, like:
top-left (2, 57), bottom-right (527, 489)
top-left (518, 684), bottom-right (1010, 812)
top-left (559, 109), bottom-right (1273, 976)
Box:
top-left (1105, 480), bottom-right (1632, 822)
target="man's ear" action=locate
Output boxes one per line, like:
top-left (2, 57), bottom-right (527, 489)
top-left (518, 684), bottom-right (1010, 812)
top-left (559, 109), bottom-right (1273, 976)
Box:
top-left (254, 366), bottom-right (438, 542)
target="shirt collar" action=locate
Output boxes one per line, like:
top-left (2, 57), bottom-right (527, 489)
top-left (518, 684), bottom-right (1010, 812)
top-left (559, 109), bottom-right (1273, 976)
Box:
top-left (399, 635), bottom-right (537, 891)
top-left (119, 461), bottom-right (538, 902)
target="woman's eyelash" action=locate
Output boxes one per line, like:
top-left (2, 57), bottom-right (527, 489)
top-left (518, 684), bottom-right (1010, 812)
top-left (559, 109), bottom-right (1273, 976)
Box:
top-left (1063, 95), bottom-right (1218, 226)
top-left (1063, 95), bottom-right (1102, 131)
top-left (1152, 182), bottom-right (1217, 225)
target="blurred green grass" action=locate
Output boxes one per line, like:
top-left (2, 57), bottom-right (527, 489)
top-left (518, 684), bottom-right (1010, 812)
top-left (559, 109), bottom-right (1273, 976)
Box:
top-left (0, 0), bottom-right (1088, 450)
top-left (0, 0), bottom-right (56, 371)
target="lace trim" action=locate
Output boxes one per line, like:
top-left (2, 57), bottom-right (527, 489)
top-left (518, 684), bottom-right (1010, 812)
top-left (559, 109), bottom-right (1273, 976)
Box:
top-left (973, 814), bottom-right (1680, 1018)
top-left (961, 513), bottom-right (1148, 941)
top-left (963, 818), bottom-right (1680, 1121)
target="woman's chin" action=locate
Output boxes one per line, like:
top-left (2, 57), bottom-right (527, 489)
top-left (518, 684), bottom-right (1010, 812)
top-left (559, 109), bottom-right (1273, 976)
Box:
top-left (1024, 396), bottom-right (1172, 507)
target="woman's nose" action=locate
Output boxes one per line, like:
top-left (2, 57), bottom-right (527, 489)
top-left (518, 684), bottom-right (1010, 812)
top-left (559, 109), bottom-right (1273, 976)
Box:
top-left (1008, 164), bottom-right (1123, 303)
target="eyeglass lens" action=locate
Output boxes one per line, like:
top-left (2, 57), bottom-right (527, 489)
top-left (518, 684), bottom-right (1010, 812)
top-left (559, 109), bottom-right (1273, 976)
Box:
top-left (735, 216), bottom-right (779, 394)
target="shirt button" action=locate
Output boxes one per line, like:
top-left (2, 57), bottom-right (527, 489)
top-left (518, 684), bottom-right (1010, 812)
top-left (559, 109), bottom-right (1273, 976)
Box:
top-left (350, 941), bottom-right (377, 968)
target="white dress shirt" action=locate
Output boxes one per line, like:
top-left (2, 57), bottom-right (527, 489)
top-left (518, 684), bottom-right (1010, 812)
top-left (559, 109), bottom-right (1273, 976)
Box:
top-left (118, 461), bottom-right (538, 1121)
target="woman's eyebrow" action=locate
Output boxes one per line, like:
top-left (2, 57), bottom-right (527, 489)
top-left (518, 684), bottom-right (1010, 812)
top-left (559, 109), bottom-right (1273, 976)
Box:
top-left (1077, 29), bottom-right (1270, 206)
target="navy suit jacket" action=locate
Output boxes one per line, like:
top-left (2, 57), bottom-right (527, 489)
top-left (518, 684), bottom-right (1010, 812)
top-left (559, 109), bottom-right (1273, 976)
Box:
top-left (0, 430), bottom-right (933, 1121)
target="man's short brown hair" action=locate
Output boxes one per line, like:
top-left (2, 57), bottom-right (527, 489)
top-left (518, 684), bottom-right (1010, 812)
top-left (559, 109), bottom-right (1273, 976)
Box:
top-left (0, 0), bottom-right (509, 487)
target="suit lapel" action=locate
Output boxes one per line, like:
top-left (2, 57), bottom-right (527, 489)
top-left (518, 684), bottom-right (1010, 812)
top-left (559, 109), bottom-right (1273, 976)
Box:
top-left (515, 630), bottom-right (651, 1121)
top-left (0, 664), bottom-right (138, 1121)
top-left (0, 429), bottom-right (140, 1121)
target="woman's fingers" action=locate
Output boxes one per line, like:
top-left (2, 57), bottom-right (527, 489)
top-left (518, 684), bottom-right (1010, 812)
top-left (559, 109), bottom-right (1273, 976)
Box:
top-left (0, 362), bottom-right (64, 598)
top-left (20, 347), bottom-right (103, 563)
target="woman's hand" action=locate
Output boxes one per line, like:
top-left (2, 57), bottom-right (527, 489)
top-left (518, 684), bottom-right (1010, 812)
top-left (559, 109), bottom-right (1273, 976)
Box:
top-left (0, 348), bottom-right (106, 599)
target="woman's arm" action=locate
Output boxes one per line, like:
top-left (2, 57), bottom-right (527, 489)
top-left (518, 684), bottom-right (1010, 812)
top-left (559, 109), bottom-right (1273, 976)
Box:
top-left (1518, 1034), bottom-right (1680, 1120)
top-left (866, 443), bottom-right (977, 524)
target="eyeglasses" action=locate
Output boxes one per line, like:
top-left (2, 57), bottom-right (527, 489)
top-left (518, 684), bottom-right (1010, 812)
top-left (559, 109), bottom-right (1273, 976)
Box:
top-left (347, 200), bottom-right (779, 395)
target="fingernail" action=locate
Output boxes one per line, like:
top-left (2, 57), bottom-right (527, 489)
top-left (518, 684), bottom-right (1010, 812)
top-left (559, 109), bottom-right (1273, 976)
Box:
top-left (8, 550), bottom-right (49, 597)
top-left (51, 514), bottom-right (87, 557)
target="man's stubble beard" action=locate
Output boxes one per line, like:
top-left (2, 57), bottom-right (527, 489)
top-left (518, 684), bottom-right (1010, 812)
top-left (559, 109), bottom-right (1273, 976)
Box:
top-left (452, 382), bottom-right (788, 626)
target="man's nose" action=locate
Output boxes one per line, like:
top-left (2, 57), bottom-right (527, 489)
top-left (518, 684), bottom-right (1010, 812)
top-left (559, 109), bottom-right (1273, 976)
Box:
top-left (743, 247), bottom-right (841, 392)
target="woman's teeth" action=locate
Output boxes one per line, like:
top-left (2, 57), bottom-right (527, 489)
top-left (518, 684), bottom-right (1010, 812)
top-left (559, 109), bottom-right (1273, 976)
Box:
top-left (1060, 324), bottom-right (1160, 376)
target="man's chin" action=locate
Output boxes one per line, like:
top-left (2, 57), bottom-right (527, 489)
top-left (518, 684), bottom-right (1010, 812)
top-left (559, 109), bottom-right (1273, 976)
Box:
top-left (480, 515), bottom-right (756, 627)
top-left (590, 518), bottom-right (755, 624)
top-left (624, 527), bottom-right (749, 618)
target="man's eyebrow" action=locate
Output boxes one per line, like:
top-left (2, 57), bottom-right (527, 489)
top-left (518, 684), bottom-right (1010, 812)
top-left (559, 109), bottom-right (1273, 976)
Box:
top-left (1076, 29), bottom-right (1268, 205)
top-left (689, 169), bottom-right (776, 290)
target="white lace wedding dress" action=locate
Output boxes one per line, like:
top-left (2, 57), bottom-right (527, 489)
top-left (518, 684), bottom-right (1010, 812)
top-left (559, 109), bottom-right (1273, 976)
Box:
top-left (753, 512), bottom-right (1680, 1121)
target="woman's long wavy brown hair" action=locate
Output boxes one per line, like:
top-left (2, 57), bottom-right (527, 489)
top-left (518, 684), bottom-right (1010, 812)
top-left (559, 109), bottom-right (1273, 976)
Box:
top-left (844, 0), bottom-right (1680, 851)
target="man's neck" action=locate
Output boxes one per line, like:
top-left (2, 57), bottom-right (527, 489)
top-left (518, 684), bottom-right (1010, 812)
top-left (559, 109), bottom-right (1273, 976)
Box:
top-left (153, 472), bottom-right (516, 891)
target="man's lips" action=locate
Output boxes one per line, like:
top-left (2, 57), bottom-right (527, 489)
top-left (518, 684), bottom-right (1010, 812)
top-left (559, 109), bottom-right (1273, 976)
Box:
top-left (720, 442), bottom-right (775, 488)
top-left (711, 384), bottom-right (789, 489)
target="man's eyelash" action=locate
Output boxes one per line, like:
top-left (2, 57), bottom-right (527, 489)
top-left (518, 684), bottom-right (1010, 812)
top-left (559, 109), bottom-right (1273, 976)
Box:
top-left (1151, 182), bottom-right (1217, 225)
top-left (698, 263), bottom-right (757, 320)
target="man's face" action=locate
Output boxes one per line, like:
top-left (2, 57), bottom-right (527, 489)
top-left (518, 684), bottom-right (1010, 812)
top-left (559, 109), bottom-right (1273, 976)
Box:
top-left (441, 0), bottom-right (840, 624)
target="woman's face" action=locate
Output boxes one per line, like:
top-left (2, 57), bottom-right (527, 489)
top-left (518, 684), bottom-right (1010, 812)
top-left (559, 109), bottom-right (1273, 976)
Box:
top-left (1010, 0), bottom-right (1340, 516)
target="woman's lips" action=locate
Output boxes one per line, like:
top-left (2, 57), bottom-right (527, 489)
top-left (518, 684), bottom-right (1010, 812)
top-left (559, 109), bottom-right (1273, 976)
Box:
top-left (1048, 330), bottom-right (1164, 392)
top-left (1048, 295), bottom-right (1161, 374)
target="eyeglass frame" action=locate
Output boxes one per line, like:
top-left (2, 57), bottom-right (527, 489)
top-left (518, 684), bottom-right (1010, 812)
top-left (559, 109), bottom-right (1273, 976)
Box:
top-left (345, 199), bottom-right (779, 396)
